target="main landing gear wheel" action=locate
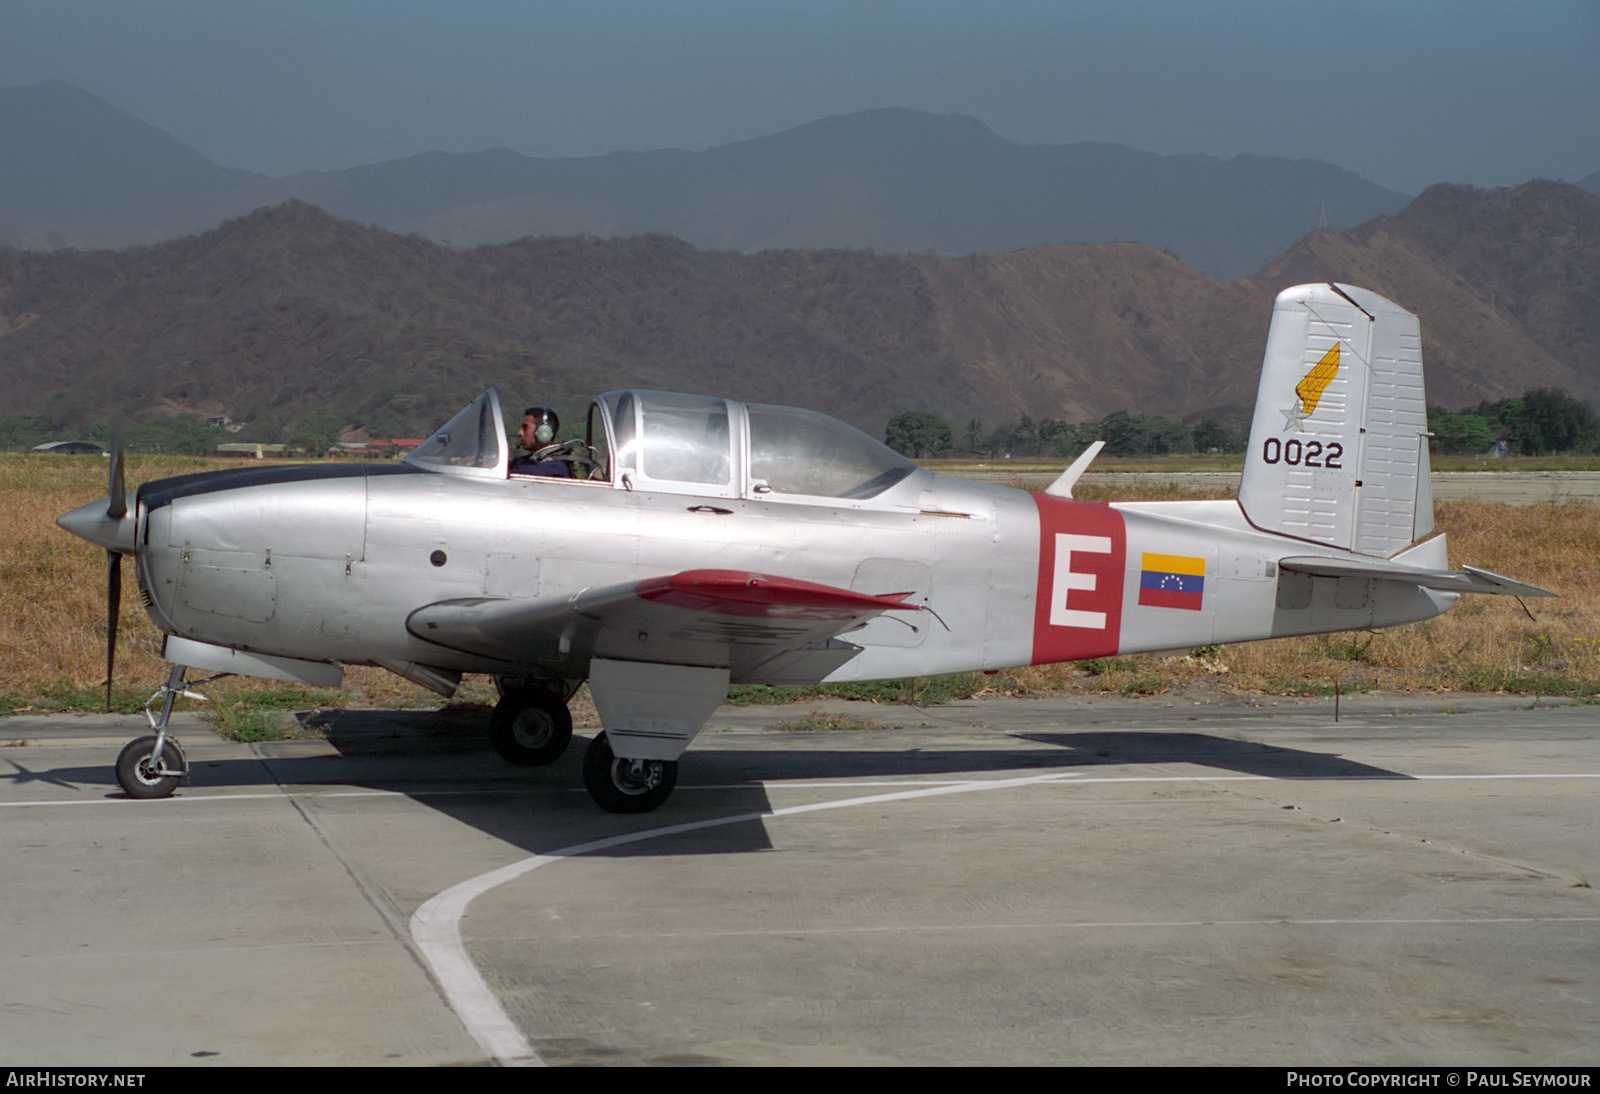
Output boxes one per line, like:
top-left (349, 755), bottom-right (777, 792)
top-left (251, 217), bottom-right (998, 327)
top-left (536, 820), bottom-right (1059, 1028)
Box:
top-left (115, 735), bottom-right (185, 799)
top-left (582, 732), bottom-right (677, 813)
top-left (490, 689), bottom-right (573, 766)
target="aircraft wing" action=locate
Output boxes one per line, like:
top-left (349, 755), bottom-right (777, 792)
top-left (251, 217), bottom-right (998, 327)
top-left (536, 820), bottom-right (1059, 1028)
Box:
top-left (407, 568), bottom-right (924, 683)
top-left (1278, 556), bottom-right (1556, 598)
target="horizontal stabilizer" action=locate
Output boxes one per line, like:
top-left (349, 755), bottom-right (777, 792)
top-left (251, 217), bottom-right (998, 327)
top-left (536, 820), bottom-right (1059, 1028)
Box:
top-left (1278, 555), bottom-right (1555, 598)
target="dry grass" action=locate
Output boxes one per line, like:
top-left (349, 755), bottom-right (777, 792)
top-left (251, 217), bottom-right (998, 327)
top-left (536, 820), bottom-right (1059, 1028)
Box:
top-left (769, 713), bottom-right (899, 732)
top-left (3, 454), bottom-right (1596, 717)
top-left (0, 454), bottom-right (450, 714)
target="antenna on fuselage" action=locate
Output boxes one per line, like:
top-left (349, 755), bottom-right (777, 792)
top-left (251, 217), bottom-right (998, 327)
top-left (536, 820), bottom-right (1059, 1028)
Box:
top-left (1043, 440), bottom-right (1105, 499)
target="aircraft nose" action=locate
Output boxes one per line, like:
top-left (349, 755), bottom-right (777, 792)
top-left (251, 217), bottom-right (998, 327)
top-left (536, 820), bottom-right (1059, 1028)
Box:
top-left (57, 498), bottom-right (137, 554)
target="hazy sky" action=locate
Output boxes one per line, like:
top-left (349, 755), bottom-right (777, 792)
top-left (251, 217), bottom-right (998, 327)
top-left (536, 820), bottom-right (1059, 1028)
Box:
top-left (5, 0), bottom-right (1597, 194)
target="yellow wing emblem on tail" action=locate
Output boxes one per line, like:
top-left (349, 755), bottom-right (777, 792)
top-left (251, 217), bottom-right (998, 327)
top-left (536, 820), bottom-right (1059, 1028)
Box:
top-left (1295, 344), bottom-right (1339, 415)
top-left (1281, 343), bottom-right (1340, 431)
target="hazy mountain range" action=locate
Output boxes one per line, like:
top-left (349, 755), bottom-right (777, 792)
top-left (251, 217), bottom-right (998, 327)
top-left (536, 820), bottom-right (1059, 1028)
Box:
top-left (0, 80), bottom-right (1421, 280)
top-left (2, 179), bottom-right (1596, 440)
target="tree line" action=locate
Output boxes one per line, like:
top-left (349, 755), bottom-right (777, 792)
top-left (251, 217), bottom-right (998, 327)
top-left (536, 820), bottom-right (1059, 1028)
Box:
top-left (1427, 389), bottom-right (1600, 456)
top-left (885, 388), bottom-right (1600, 460)
top-left (883, 409), bottom-right (1246, 459)
top-left (0, 407), bottom-right (360, 456)
top-left (6, 386), bottom-right (1596, 460)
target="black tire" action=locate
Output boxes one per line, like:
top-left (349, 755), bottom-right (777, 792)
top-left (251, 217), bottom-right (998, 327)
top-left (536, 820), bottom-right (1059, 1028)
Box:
top-left (115, 736), bottom-right (184, 799)
top-left (490, 689), bottom-right (573, 766)
top-left (582, 732), bottom-right (677, 813)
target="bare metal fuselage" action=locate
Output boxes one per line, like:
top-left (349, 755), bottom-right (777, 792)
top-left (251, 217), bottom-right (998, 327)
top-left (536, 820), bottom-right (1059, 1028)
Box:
top-left (130, 461), bottom-right (1453, 688)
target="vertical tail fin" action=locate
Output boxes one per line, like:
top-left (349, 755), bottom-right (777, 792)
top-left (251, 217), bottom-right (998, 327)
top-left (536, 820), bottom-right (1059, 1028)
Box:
top-left (1238, 283), bottom-right (1432, 557)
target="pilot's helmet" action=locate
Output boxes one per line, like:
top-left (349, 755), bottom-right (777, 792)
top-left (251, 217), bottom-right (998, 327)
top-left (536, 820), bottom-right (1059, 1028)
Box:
top-left (524, 407), bottom-right (559, 445)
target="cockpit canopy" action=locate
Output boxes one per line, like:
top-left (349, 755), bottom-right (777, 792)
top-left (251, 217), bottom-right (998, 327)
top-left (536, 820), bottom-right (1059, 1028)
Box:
top-left (596, 390), bottom-right (915, 500)
top-left (409, 388), bottom-right (918, 502)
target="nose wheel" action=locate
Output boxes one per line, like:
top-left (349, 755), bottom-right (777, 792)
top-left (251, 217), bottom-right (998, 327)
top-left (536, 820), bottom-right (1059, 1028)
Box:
top-left (116, 735), bottom-right (187, 799)
top-left (582, 732), bottom-right (677, 813)
top-left (114, 663), bottom-right (203, 799)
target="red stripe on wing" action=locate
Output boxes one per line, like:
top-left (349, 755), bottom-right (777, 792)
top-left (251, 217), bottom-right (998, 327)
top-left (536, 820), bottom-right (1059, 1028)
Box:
top-left (635, 570), bottom-right (916, 619)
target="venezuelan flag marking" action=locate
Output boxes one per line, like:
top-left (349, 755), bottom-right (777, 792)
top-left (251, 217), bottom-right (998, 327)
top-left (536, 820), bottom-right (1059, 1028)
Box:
top-left (1138, 552), bottom-right (1205, 611)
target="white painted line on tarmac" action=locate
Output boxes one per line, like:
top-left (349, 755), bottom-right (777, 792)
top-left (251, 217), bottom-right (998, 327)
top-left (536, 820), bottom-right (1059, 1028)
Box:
top-left (684, 777), bottom-right (1080, 789)
top-left (7, 770), bottom-right (1600, 808)
top-left (476, 912), bottom-right (1600, 944)
top-left (408, 770), bottom-right (1083, 1067)
top-left (752, 772), bottom-right (1600, 788)
top-left (0, 788), bottom-right (480, 807)
top-left (5, 936), bottom-right (397, 963)
top-left (0, 778), bottom-right (1057, 807)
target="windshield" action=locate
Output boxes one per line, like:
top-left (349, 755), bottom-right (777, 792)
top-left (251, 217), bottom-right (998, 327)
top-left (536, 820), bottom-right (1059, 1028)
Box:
top-left (404, 389), bottom-right (509, 478)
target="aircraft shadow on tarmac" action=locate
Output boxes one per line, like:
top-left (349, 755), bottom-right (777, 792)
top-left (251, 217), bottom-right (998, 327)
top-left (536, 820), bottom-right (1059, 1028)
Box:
top-left (12, 711), bottom-right (1410, 860)
top-left (1009, 730), bottom-right (1409, 781)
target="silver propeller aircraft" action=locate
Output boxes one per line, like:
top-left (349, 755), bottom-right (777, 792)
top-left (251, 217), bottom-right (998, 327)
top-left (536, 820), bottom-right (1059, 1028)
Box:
top-left (58, 283), bottom-right (1550, 812)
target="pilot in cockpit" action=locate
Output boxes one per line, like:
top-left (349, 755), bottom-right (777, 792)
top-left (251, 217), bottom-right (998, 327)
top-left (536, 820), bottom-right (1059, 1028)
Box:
top-left (510, 407), bottom-right (573, 478)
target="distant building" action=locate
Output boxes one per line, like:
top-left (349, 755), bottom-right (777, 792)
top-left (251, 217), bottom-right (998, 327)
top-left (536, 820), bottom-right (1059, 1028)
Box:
top-left (333, 439), bottom-right (425, 458)
top-left (216, 442), bottom-right (291, 459)
top-left (31, 440), bottom-right (106, 455)
top-left (215, 438), bottom-right (424, 459)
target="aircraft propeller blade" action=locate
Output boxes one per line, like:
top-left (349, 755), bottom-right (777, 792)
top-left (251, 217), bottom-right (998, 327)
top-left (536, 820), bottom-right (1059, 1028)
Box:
top-left (105, 549), bottom-right (121, 711)
top-left (104, 427), bottom-right (125, 711)
top-left (107, 427), bottom-right (125, 521)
